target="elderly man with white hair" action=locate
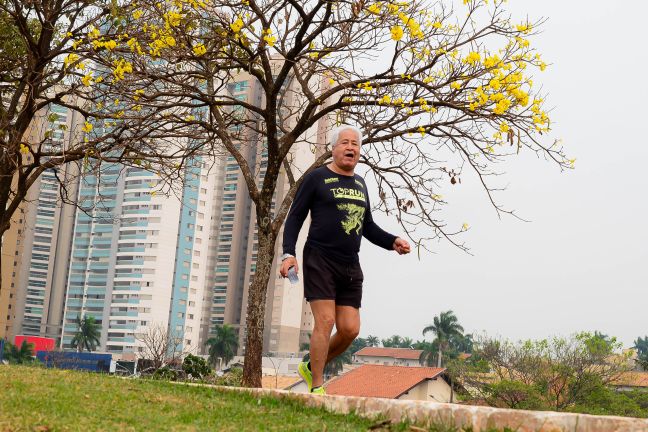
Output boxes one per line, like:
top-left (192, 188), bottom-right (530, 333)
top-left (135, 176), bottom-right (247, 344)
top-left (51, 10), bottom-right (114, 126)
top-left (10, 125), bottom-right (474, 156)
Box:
top-left (280, 124), bottom-right (411, 395)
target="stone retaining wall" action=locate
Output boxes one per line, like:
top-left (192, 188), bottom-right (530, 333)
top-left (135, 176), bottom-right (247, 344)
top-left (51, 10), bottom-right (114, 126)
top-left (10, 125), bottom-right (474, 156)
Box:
top-left (215, 386), bottom-right (648, 431)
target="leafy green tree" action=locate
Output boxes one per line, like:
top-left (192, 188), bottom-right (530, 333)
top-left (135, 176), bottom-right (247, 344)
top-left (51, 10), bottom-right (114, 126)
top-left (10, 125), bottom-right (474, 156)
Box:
top-left (3, 340), bottom-right (35, 364)
top-left (422, 310), bottom-right (465, 367)
top-left (70, 315), bottom-right (101, 352)
top-left (182, 354), bottom-right (212, 380)
top-left (456, 334), bottom-right (633, 412)
top-left (567, 375), bottom-right (648, 418)
top-left (418, 340), bottom-right (439, 366)
top-left (381, 335), bottom-right (412, 348)
top-left (633, 336), bottom-right (648, 371)
top-left (366, 335), bottom-right (380, 347)
top-left (207, 324), bottom-right (239, 370)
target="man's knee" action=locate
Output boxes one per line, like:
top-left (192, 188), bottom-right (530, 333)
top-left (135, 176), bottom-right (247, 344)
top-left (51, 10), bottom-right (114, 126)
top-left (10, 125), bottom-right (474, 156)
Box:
top-left (337, 322), bottom-right (360, 342)
top-left (314, 314), bottom-right (336, 332)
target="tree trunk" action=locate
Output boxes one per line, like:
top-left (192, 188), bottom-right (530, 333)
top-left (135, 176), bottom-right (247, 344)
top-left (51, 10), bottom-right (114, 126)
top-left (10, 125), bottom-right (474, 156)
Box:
top-left (437, 347), bottom-right (443, 368)
top-left (242, 228), bottom-right (277, 387)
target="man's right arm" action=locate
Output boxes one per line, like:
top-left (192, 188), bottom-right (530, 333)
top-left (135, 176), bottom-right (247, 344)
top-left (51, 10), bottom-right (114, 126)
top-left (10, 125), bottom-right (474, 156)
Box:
top-left (280, 174), bottom-right (315, 276)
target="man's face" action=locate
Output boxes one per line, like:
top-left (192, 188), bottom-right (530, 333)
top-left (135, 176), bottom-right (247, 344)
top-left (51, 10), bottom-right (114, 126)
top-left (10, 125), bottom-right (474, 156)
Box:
top-left (332, 129), bottom-right (361, 172)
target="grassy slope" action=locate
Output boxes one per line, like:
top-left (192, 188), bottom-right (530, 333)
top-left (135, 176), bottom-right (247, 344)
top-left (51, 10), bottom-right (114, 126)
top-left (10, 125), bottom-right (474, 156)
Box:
top-left (0, 365), bottom-right (382, 431)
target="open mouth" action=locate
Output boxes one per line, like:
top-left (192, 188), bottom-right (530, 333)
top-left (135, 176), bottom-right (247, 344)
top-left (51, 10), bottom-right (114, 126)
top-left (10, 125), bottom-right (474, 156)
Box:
top-left (344, 151), bottom-right (355, 158)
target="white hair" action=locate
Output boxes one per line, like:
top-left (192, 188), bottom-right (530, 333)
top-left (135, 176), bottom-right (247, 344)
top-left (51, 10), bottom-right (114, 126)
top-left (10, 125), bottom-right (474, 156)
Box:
top-left (330, 124), bottom-right (363, 147)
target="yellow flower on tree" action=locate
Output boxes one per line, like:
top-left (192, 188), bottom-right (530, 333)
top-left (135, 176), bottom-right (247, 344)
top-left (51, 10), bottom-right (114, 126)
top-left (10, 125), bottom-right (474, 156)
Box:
top-left (63, 53), bottom-right (79, 68)
top-left (193, 43), bottom-right (207, 56)
top-left (230, 17), bottom-right (244, 33)
top-left (378, 95), bottom-right (391, 105)
top-left (367, 3), bottom-right (381, 15)
top-left (463, 51), bottom-right (481, 66)
top-left (263, 29), bottom-right (277, 47)
top-left (450, 81), bottom-right (462, 90)
top-left (462, 223), bottom-right (469, 231)
top-left (493, 98), bottom-right (511, 115)
top-left (133, 9), bottom-right (143, 20)
top-left (82, 122), bottom-right (93, 133)
top-left (20, 144), bottom-right (30, 154)
top-left (88, 27), bottom-right (100, 40)
top-left (81, 73), bottom-right (93, 86)
top-left (499, 122), bottom-right (510, 133)
top-left (417, 126), bottom-right (426, 136)
top-left (391, 25), bottom-right (404, 41)
top-left (112, 59), bottom-right (133, 82)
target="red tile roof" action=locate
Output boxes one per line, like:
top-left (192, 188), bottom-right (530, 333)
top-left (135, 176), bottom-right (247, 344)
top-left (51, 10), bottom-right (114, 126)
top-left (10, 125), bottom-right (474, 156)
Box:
top-left (326, 364), bottom-right (446, 399)
top-left (354, 347), bottom-right (423, 360)
top-left (612, 372), bottom-right (648, 388)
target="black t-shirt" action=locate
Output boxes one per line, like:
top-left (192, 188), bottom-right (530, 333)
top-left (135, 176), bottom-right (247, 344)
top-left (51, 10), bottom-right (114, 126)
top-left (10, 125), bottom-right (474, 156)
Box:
top-left (282, 165), bottom-right (396, 262)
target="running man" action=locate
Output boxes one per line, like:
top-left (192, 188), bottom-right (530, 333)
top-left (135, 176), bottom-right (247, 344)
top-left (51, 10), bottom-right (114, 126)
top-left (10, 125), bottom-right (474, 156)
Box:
top-left (280, 125), bottom-right (411, 394)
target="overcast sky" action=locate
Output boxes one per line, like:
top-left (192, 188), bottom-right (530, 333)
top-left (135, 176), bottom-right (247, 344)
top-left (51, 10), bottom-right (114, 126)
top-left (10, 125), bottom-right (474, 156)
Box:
top-left (358, 1), bottom-right (648, 347)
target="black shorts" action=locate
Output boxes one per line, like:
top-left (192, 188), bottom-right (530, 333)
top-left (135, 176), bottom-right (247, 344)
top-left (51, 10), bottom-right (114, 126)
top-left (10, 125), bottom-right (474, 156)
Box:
top-left (303, 246), bottom-right (364, 308)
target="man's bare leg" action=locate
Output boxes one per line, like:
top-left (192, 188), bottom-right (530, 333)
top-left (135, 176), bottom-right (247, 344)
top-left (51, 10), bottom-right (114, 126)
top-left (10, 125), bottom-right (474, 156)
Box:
top-left (309, 300), bottom-right (336, 388)
top-left (326, 305), bottom-right (360, 363)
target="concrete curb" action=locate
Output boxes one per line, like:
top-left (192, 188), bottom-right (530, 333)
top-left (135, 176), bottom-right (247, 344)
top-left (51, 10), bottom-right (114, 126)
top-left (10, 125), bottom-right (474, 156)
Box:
top-left (205, 385), bottom-right (648, 432)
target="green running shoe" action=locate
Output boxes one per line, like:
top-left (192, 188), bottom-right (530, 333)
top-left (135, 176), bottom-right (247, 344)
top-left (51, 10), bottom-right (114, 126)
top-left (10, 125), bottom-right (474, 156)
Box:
top-left (298, 361), bottom-right (313, 392)
top-left (311, 386), bottom-right (326, 395)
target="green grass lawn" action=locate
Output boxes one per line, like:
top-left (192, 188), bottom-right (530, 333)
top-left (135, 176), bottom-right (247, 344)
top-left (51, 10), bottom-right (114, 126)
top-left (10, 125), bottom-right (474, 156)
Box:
top-left (0, 365), bottom-right (389, 431)
top-left (0, 365), bottom-right (517, 432)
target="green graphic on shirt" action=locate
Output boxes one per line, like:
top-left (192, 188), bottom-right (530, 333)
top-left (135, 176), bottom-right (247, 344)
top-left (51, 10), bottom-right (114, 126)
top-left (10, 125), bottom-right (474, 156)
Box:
top-left (337, 203), bottom-right (365, 235)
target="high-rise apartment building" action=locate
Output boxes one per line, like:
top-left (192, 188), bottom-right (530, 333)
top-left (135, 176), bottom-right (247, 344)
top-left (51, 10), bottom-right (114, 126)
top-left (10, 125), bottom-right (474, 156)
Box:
top-left (60, 155), bottom-right (220, 355)
top-left (1, 102), bottom-right (82, 340)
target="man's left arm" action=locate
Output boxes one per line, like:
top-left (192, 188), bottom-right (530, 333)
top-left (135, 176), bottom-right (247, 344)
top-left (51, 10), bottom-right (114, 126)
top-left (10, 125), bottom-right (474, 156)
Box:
top-left (363, 194), bottom-right (410, 254)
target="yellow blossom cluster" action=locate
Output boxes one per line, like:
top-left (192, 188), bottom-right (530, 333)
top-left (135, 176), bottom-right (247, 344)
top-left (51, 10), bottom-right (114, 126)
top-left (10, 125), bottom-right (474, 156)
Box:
top-left (463, 51), bottom-right (481, 66)
top-left (81, 73), bottom-right (93, 86)
top-left (193, 43), bottom-right (207, 56)
top-left (398, 13), bottom-right (423, 39)
top-left (263, 29), bottom-right (277, 47)
top-left (63, 53), bottom-right (79, 68)
top-left (357, 81), bottom-right (373, 91)
top-left (92, 38), bottom-right (118, 51)
top-left (230, 17), bottom-right (244, 33)
top-left (391, 25), bottom-right (404, 41)
top-left (112, 59), bottom-right (133, 82)
top-left (127, 37), bottom-right (144, 55)
top-left (530, 98), bottom-right (549, 131)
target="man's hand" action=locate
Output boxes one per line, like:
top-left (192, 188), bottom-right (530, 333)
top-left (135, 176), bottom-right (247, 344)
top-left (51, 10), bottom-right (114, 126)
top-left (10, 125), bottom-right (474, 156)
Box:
top-left (393, 237), bottom-right (411, 255)
top-left (280, 256), bottom-right (299, 278)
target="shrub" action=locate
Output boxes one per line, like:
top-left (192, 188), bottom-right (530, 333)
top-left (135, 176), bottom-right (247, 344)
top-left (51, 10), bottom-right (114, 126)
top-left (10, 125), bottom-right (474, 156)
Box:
top-left (182, 354), bottom-right (212, 380)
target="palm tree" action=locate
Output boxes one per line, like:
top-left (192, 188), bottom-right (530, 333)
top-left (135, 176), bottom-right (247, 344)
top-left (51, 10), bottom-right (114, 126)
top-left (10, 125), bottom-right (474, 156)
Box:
top-left (206, 324), bottom-right (239, 370)
top-left (422, 310), bottom-right (464, 368)
top-left (399, 337), bottom-right (414, 349)
top-left (3, 340), bottom-right (35, 364)
top-left (381, 335), bottom-right (403, 347)
top-left (418, 340), bottom-right (439, 366)
top-left (366, 335), bottom-right (379, 347)
top-left (71, 315), bottom-right (101, 352)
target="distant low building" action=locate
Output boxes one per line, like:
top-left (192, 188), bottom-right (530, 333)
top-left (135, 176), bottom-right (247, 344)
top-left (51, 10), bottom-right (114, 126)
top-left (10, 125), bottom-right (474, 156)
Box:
top-left (325, 364), bottom-right (452, 402)
top-left (611, 371), bottom-right (648, 392)
top-left (352, 347), bottom-right (423, 367)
